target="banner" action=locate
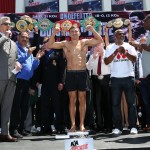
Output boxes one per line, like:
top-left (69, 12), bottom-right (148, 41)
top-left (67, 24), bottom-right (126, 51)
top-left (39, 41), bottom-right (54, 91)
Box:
top-left (25, 0), bottom-right (59, 12)
top-left (111, 0), bottom-right (143, 11)
top-left (67, 0), bottom-right (102, 11)
top-left (0, 11), bottom-right (149, 45)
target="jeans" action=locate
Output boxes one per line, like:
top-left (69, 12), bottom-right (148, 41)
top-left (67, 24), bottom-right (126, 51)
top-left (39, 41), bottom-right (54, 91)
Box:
top-left (111, 77), bottom-right (137, 130)
top-left (138, 77), bottom-right (150, 125)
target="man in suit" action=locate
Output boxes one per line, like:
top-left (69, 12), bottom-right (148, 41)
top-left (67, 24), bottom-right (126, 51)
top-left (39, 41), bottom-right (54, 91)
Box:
top-left (9, 31), bottom-right (44, 138)
top-left (37, 37), bottom-right (66, 134)
top-left (0, 16), bottom-right (22, 142)
top-left (86, 43), bottom-right (112, 132)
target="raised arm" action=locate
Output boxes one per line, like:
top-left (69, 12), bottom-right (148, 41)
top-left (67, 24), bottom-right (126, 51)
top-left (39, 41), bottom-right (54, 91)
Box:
top-left (85, 25), bottom-right (103, 46)
top-left (46, 27), bottom-right (65, 50)
top-left (105, 27), bottom-right (109, 47)
top-left (128, 23), bottom-right (132, 42)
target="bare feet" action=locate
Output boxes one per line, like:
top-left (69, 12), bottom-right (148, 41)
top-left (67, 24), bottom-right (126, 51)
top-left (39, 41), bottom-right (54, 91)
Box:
top-left (80, 125), bottom-right (87, 132)
top-left (69, 126), bottom-right (76, 132)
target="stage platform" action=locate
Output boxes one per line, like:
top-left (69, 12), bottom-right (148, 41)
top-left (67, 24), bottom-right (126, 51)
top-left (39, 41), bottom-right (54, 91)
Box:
top-left (0, 129), bottom-right (150, 150)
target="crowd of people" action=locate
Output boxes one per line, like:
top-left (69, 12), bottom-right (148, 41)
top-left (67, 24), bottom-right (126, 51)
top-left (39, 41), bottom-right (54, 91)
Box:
top-left (0, 13), bottom-right (150, 142)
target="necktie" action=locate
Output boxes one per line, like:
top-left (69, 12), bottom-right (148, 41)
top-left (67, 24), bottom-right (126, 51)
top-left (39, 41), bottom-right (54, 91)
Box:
top-left (97, 56), bottom-right (101, 76)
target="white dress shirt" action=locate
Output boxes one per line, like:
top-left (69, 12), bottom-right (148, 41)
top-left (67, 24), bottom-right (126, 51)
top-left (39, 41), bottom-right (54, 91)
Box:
top-left (86, 51), bottom-right (110, 76)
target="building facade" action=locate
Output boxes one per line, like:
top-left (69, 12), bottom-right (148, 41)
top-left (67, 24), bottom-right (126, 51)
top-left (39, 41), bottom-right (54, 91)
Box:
top-left (16, 0), bottom-right (150, 13)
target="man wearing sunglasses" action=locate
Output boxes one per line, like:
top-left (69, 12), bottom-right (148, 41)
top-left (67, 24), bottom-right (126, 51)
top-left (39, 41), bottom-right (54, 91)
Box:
top-left (104, 29), bottom-right (138, 135)
top-left (0, 16), bottom-right (22, 142)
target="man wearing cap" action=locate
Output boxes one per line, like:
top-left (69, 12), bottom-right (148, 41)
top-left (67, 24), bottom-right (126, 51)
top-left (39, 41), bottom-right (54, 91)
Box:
top-left (104, 29), bottom-right (138, 135)
top-left (46, 25), bottom-right (103, 132)
top-left (0, 16), bottom-right (22, 142)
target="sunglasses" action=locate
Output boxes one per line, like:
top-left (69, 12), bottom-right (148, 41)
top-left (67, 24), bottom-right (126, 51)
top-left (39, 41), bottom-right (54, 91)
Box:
top-left (1, 23), bottom-right (11, 26)
top-left (118, 33), bottom-right (125, 36)
top-left (20, 36), bottom-right (29, 39)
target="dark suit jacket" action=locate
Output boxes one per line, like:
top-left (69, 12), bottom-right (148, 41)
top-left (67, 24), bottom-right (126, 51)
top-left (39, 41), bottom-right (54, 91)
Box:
top-left (37, 49), bottom-right (65, 85)
top-left (0, 34), bottom-right (17, 82)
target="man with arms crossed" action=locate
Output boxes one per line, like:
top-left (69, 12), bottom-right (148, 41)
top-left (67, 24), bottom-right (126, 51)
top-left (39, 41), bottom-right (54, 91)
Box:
top-left (46, 25), bottom-right (103, 132)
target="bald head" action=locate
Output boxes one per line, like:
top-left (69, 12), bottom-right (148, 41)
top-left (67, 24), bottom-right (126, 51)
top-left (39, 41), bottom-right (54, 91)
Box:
top-left (114, 29), bottom-right (124, 35)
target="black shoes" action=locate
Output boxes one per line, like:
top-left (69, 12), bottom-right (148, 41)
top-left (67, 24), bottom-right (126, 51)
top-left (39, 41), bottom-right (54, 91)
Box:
top-left (10, 129), bottom-right (32, 138)
top-left (57, 128), bottom-right (67, 134)
top-left (10, 130), bottom-right (23, 139)
top-left (21, 130), bottom-right (32, 136)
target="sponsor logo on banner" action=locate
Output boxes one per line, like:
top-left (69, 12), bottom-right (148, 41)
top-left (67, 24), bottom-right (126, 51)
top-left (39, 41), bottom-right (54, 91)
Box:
top-left (65, 138), bottom-right (93, 150)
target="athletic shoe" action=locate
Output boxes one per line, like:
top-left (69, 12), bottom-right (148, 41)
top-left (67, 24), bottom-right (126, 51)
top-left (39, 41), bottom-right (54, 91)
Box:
top-left (112, 128), bottom-right (122, 135)
top-left (130, 128), bottom-right (138, 134)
